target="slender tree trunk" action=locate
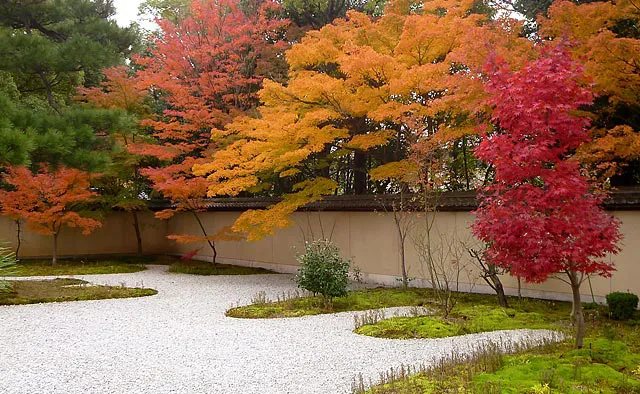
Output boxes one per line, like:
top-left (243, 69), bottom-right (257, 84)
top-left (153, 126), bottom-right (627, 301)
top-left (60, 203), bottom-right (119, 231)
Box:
top-left (15, 220), bottom-right (21, 259)
top-left (132, 211), bottom-right (143, 256)
top-left (568, 270), bottom-right (586, 349)
top-left (462, 136), bottom-right (471, 190)
top-left (396, 222), bottom-right (408, 288)
top-left (192, 211), bottom-right (217, 264)
top-left (52, 232), bottom-right (58, 266)
top-left (468, 249), bottom-right (508, 308)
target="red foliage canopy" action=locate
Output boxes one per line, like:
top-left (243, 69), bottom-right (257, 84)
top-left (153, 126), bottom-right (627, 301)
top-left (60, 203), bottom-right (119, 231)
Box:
top-left (472, 46), bottom-right (622, 283)
top-left (132, 0), bottom-right (288, 161)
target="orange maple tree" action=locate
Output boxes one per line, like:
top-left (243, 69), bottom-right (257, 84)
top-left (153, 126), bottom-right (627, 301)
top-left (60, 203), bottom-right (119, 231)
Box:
top-left (76, 66), bottom-right (148, 115)
top-left (538, 0), bottom-right (640, 182)
top-left (0, 166), bottom-right (102, 265)
top-left (131, 0), bottom-right (288, 261)
top-left (194, 0), bottom-right (533, 240)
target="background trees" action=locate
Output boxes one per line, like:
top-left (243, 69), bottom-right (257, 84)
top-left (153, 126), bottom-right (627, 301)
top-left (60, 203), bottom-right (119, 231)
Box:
top-left (0, 0), bottom-right (137, 171)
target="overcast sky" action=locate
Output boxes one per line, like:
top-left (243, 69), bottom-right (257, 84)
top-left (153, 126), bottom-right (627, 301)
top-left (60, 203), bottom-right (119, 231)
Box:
top-left (112, 0), bottom-right (158, 30)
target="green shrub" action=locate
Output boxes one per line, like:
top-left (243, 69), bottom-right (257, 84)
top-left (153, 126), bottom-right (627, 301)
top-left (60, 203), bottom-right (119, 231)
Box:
top-left (295, 239), bottom-right (350, 308)
top-left (0, 244), bottom-right (17, 294)
top-left (606, 292), bottom-right (638, 320)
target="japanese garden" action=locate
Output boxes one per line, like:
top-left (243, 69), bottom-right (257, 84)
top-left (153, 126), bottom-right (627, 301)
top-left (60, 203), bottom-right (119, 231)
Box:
top-left (0, 0), bottom-right (639, 392)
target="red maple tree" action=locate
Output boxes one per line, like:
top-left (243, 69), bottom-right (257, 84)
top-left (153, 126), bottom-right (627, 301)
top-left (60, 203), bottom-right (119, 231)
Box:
top-left (0, 166), bottom-right (102, 265)
top-left (130, 0), bottom-right (287, 263)
top-left (472, 46), bottom-right (622, 348)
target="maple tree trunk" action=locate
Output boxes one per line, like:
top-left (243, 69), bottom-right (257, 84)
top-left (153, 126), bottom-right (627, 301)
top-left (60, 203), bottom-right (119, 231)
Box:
top-left (493, 274), bottom-right (509, 308)
top-left (52, 232), bottom-right (59, 266)
top-left (568, 270), bottom-right (586, 349)
top-left (353, 151), bottom-right (367, 194)
top-left (131, 211), bottom-right (143, 256)
top-left (15, 220), bottom-right (21, 259)
top-left (468, 249), bottom-right (508, 308)
top-left (192, 211), bottom-right (217, 264)
top-left (393, 206), bottom-right (409, 288)
top-left (462, 136), bottom-right (471, 190)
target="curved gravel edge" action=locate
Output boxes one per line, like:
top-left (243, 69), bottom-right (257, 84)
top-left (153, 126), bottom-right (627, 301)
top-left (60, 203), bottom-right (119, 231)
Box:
top-left (0, 265), bottom-right (565, 394)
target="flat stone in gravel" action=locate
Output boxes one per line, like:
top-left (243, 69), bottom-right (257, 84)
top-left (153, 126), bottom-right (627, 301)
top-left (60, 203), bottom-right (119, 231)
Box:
top-left (0, 265), bottom-right (560, 394)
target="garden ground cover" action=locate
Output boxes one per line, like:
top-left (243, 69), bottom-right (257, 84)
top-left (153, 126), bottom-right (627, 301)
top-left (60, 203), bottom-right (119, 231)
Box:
top-left (0, 278), bottom-right (157, 305)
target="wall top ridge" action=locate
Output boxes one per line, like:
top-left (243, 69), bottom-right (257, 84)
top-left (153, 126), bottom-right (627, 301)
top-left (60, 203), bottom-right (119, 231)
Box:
top-left (146, 187), bottom-right (640, 212)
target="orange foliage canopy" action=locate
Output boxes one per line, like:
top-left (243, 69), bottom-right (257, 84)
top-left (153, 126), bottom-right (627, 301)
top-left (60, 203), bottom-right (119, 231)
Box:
top-left (538, 0), bottom-right (640, 177)
top-left (0, 166), bottom-right (102, 237)
top-left (76, 66), bottom-right (148, 114)
top-left (194, 0), bottom-right (533, 240)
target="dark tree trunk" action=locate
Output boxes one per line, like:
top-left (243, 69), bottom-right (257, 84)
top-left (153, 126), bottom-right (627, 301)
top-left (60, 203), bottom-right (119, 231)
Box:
top-left (132, 211), bottom-right (143, 256)
top-left (15, 220), bottom-right (21, 259)
top-left (493, 274), bottom-right (509, 308)
top-left (353, 150), bottom-right (367, 194)
top-left (462, 136), bottom-right (471, 190)
top-left (568, 270), bottom-right (586, 349)
top-left (468, 249), bottom-right (508, 308)
top-left (52, 232), bottom-right (58, 266)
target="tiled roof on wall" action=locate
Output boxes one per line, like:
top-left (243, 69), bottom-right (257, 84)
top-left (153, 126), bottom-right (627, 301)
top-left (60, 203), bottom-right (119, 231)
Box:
top-left (147, 187), bottom-right (640, 212)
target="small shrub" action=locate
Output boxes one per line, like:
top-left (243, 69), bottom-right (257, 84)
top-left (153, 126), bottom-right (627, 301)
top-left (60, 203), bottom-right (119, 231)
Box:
top-left (295, 239), bottom-right (350, 309)
top-left (606, 292), bottom-right (639, 320)
top-left (0, 244), bottom-right (17, 294)
top-left (529, 383), bottom-right (551, 394)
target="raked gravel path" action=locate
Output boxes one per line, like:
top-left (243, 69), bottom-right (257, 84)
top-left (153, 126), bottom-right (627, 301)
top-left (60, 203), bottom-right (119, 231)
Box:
top-left (0, 264), bottom-right (561, 394)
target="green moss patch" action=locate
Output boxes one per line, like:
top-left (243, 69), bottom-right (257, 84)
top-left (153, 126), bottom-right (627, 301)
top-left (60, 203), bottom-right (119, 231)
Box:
top-left (0, 278), bottom-right (157, 305)
top-left (168, 260), bottom-right (277, 276)
top-left (226, 287), bottom-right (570, 323)
top-left (356, 305), bottom-right (558, 339)
top-left (6, 256), bottom-right (152, 276)
top-left (360, 312), bottom-right (640, 394)
top-left (473, 340), bottom-right (640, 394)
top-left (227, 287), bottom-right (436, 318)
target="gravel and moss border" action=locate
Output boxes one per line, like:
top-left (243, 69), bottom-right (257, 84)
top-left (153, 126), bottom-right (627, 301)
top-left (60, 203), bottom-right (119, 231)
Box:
top-left (0, 278), bottom-right (157, 305)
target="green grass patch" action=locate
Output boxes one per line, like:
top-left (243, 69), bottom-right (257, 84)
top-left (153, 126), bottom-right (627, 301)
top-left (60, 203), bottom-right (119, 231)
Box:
top-left (5, 256), bottom-right (153, 276)
top-left (0, 278), bottom-right (157, 305)
top-left (168, 259), bottom-right (277, 276)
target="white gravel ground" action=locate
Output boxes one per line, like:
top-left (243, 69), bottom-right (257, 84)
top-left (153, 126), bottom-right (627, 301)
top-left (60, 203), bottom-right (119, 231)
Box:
top-left (0, 265), bottom-right (561, 394)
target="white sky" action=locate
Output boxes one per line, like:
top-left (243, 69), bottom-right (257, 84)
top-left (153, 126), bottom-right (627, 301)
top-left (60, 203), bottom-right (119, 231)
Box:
top-left (112, 0), bottom-right (158, 31)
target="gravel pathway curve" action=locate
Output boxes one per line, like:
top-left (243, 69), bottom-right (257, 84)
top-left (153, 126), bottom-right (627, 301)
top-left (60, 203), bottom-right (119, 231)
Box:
top-left (0, 265), bottom-right (560, 394)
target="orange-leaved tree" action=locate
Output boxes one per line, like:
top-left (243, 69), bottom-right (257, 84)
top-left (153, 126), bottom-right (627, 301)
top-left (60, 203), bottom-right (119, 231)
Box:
top-left (538, 0), bottom-right (640, 184)
top-left (194, 0), bottom-right (533, 240)
top-left (131, 0), bottom-right (288, 261)
top-left (0, 166), bottom-right (102, 265)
